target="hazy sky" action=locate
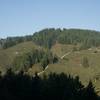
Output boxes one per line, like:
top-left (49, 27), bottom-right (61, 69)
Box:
top-left (0, 0), bottom-right (100, 38)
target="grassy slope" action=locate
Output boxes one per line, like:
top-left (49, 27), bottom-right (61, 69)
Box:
top-left (0, 41), bottom-right (100, 94)
top-left (45, 43), bottom-right (100, 95)
top-left (0, 41), bottom-right (39, 72)
top-left (51, 43), bottom-right (74, 57)
top-left (27, 64), bottom-right (43, 76)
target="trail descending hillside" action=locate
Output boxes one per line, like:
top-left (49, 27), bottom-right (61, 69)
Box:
top-left (37, 65), bottom-right (49, 75)
top-left (37, 51), bottom-right (72, 76)
top-left (61, 52), bottom-right (71, 59)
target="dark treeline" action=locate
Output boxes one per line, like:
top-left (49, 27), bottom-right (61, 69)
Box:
top-left (0, 35), bottom-right (33, 49)
top-left (1, 28), bottom-right (100, 49)
top-left (0, 69), bottom-right (99, 100)
top-left (33, 28), bottom-right (100, 49)
top-left (33, 28), bottom-right (61, 48)
top-left (12, 49), bottom-right (58, 71)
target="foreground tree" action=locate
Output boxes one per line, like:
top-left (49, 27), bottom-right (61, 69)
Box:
top-left (0, 70), bottom-right (99, 100)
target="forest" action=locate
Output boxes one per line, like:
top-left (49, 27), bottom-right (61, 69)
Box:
top-left (12, 49), bottom-right (58, 71)
top-left (1, 28), bottom-right (100, 49)
top-left (0, 69), bottom-right (99, 100)
top-left (33, 28), bottom-right (100, 49)
top-left (0, 35), bottom-right (33, 49)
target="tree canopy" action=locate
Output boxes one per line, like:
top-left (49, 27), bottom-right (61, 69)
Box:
top-left (12, 49), bottom-right (58, 71)
top-left (1, 28), bottom-right (100, 49)
top-left (33, 28), bottom-right (100, 49)
top-left (0, 70), bottom-right (99, 100)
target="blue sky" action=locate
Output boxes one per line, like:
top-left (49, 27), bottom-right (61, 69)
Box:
top-left (0, 0), bottom-right (100, 38)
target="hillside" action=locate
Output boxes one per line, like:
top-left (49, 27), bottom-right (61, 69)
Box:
top-left (0, 28), bottom-right (100, 95)
top-left (0, 41), bottom-right (38, 72)
top-left (33, 28), bottom-right (100, 49)
top-left (41, 43), bottom-right (100, 95)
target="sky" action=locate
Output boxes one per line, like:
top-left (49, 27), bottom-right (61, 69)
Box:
top-left (0, 0), bottom-right (100, 38)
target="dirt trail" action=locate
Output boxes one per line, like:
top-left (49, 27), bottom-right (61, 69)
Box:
top-left (37, 65), bottom-right (48, 75)
top-left (60, 52), bottom-right (71, 59)
top-left (36, 52), bottom-right (71, 76)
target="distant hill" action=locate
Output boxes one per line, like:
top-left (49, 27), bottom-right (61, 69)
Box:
top-left (1, 28), bottom-right (100, 71)
top-left (0, 35), bottom-right (33, 49)
top-left (1, 28), bottom-right (100, 49)
top-left (33, 28), bottom-right (100, 49)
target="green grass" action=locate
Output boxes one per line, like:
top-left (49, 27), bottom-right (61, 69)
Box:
top-left (27, 64), bottom-right (43, 76)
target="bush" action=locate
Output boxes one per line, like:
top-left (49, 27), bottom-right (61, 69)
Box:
top-left (82, 56), bottom-right (89, 68)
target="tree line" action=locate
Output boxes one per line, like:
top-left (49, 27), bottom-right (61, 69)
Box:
top-left (33, 28), bottom-right (61, 48)
top-left (0, 69), bottom-right (99, 100)
top-left (1, 28), bottom-right (100, 49)
top-left (0, 35), bottom-right (32, 49)
top-left (33, 28), bottom-right (100, 49)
